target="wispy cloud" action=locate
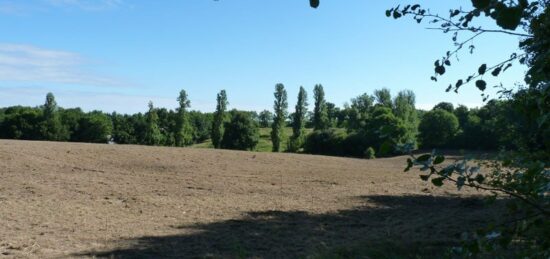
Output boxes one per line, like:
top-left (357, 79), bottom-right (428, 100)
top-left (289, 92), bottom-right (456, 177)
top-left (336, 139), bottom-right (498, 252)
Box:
top-left (0, 0), bottom-right (124, 14)
top-left (0, 1), bottom-right (39, 15)
top-left (0, 43), bottom-right (125, 87)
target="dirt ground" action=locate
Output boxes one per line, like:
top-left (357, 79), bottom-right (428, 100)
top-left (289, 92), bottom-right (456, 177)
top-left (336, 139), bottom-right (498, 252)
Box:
top-left (0, 140), bottom-right (499, 258)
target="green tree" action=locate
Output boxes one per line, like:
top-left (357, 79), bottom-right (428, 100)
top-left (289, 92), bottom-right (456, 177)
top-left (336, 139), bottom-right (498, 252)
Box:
top-left (0, 107), bottom-right (43, 140)
top-left (453, 104), bottom-right (470, 127)
top-left (211, 90), bottom-right (228, 148)
top-left (144, 101), bottom-right (162, 145)
top-left (390, 6), bottom-right (550, 253)
top-left (365, 106), bottom-right (407, 156)
top-left (288, 86), bottom-right (308, 152)
top-left (326, 102), bottom-right (339, 127)
top-left (110, 112), bottom-right (138, 144)
top-left (175, 90), bottom-right (193, 146)
top-left (271, 83), bottom-right (288, 152)
top-left (73, 111), bottom-right (112, 143)
top-left (189, 111), bottom-right (213, 143)
top-left (312, 84), bottom-right (329, 130)
top-left (433, 102), bottom-right (454, 113)
top-left (221, 110), bottom-right (259, 150)
top-left (393, 90), bottom-right (419, 147)
top-left (40, 92), bottom-right (67, 141)
top-left (347, 93), bottom-right (374, 130)
top-left (60, 108), bottom-right (84, 141)
top-left (258, 110), bottom-right (273, 128)
top-left (418, 109), bottom-right (459, 148)
top-left (373, 88), bottom-right (392, 108)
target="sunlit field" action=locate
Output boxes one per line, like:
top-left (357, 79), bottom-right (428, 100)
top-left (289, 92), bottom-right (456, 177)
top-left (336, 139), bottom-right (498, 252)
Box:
top-left (0, 139), bottom-right (501, 258)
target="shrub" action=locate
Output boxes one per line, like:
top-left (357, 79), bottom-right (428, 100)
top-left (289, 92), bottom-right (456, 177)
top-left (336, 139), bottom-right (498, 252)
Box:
top-left (221, 111), bottom-right (259, 150)
top-left (364, 147), bottom-right (376, 159)
top-left (341, 131), bottom-right (370, 157)
top-left (287, 135), bottom-right (304, 152)
top-left (303, 129), bottom-right (346, 156)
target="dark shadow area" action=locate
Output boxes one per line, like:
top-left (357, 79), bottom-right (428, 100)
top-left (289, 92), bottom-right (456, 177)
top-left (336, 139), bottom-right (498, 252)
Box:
top-left (75, 195), bottom-right (506, 258)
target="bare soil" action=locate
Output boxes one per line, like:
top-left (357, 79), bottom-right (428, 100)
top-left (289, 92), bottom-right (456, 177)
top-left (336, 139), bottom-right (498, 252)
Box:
top-left (0, 140), bottom-right (499, 258)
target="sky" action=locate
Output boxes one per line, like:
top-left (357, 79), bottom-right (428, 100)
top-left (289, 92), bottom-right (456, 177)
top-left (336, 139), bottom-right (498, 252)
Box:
top-left (0, 0), bottom-right (527, 114)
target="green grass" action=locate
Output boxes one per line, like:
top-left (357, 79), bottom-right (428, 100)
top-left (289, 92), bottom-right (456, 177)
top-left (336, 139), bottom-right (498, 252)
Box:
top-left (190, 127), bottom-right (313, 152)
top-left (190, 139), bottom-right (213, 149)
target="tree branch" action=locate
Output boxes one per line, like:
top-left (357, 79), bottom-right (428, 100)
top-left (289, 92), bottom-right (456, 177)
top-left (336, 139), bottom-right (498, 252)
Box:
top-left (426, 27), bottom-right (532, 37)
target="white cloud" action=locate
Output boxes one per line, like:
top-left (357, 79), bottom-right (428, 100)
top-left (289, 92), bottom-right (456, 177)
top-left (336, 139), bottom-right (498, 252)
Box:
top-left (0, 43), bottom-right (125, 87)
top-left (0, 0), bottom-right (123, 15)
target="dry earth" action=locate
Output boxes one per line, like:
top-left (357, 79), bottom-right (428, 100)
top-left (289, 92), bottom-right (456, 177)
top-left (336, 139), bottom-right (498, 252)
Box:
top-left (0, 140), bottom-right (499, 258)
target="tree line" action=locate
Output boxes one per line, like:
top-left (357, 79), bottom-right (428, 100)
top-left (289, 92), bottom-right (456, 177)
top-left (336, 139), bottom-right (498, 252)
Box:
top-left (0, 86), bottom-right (525, 157)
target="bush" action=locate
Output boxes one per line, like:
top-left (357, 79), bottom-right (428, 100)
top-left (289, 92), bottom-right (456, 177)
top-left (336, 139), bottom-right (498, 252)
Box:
top-left (287, 135), bottom-right (304, 152)
top-left (303, 129), bottom-right (346, 156)
top-left (341, 131), bottom-right (370, 157)
top-left (221, 111), bottom-right (259, 150)
top-left (364, 147), bottom-right (376, 159)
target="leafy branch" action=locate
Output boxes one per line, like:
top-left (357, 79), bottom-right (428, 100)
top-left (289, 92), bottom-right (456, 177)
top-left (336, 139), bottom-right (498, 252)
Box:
top-left (387, 3), bottom-right (536, 96)
top-left (405, 152), bottom-right (549, 216)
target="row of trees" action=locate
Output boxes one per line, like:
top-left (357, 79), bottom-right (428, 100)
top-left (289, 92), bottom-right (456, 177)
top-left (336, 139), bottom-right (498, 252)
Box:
top-left (0, 87), bottom-right (522, 157)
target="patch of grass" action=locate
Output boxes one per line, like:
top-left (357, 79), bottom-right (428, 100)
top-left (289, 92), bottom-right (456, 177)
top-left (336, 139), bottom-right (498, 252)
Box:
top-left (191, 127), bottom-right (313, 152)
top-left (190, 139), bottom-right (213, 149)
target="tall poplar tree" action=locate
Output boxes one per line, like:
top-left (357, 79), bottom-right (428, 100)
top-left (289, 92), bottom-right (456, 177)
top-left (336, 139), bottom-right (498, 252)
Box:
top-left (211, 90), bottom-right (228, 148)
top-left (175, 89), bottom-right (193, 146)
top-left (313, 84), bottom-right (329, 130)
top-left (289, 86), bottom-right (308, 151)
top-left (271, 83), bottom-right (288, 152)
top-left (40, 92), bottom-right (66, 140)
top-left (144, 101), bottom-right (162, 145)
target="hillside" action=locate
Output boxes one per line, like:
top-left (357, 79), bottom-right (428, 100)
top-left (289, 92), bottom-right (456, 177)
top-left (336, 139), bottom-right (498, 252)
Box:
top-left (0, 140), bottom-right (498, 258)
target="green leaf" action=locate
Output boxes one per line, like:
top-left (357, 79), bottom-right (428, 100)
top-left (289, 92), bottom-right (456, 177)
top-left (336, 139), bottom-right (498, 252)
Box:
top-left (456, 176), bottom-right (466, 190)
top-left (309, 0), bottom-right (319, 8)
top-left (416, 154), bottom-right (431, 162)
top-left (474, 174), bottom-right (485, 184)
top-left (491, 66), bottom-right (502, 76)
top-left (478, 64), bottom-right (487, 75)
top-left (431, 177), bottom-right (444, 187)
top-left (420, 175), bottom-right (430, 181)
top-left (393, 10), bottom-right (402, 19)
top-left (496, 6), bottom-right (522, 30)
top-left (385, 9), bottom-right (392, 17)
top-left (455, 79), bottom-right (463, 88)
top-left (475, 80), bottom-right (487, 91)
top-left (434, 155), bottom-right (445, 165)
top-left (435, 65), bottom-right (445, 75)
top-left (472, 0), bottom-right (490, 9)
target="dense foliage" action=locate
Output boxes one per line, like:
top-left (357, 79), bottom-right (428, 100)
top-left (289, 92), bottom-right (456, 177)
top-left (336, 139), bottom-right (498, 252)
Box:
top-left (221, 110), bottom-right (259, 151)
top-left (387, 0), bottom-right (550, 257)
top-left (1, 86), bottom-right (527, 156)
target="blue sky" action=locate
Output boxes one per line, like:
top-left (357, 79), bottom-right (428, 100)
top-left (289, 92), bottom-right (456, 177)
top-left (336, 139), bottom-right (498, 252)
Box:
top-left (0, 0), bottom-right (526, 114)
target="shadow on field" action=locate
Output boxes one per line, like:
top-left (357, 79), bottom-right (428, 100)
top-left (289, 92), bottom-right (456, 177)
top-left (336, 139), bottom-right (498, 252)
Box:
top-left (75, 195), bottom-right (505, 258)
